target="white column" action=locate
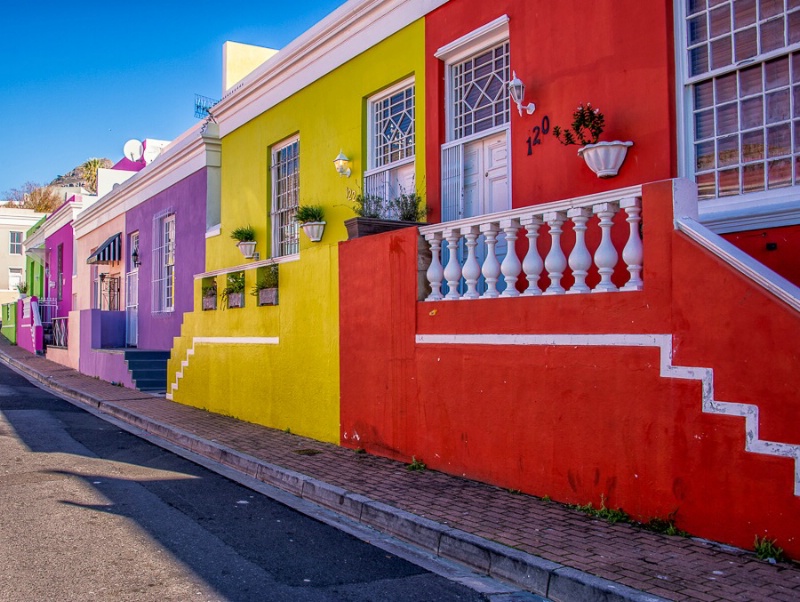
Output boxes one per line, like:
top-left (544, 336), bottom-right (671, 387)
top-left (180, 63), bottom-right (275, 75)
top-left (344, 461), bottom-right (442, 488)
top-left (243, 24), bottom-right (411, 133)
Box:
top-left (520, 215), bottom-right (543, 296)
top-left (592, 202), bottom-right (619, 292)
top-left (443, 228), bottom-right (463, 300)
top-left (620, 197), bottom-right (644, 292)
top-left (480, 222), bottom-right (501, 298)
top-left (500, 219), bottom-right (521, 297)
top-left (543, 211), bottom-right (567, 295)
top-left (424, 232), bottom-right (444, 301)
top-left (567, 207), bottom-right (592, 294)
top-left (461, 225), bottom-right (481, 299)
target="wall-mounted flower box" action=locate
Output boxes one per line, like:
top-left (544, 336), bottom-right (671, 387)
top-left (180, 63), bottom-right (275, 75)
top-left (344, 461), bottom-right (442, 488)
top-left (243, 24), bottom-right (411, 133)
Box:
top-left (202, 296), bottom-right (217, 311)
top-left (258, 288), bottom-right (279, 306)
top-left (227, 292), bottom-right (244, 309)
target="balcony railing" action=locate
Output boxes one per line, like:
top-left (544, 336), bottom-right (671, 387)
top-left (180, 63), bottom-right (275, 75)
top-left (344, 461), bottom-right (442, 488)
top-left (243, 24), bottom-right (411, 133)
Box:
top-left (418, 186), bottom-right (644, 300)
top-left (52, 317), bottom-right (68, 348)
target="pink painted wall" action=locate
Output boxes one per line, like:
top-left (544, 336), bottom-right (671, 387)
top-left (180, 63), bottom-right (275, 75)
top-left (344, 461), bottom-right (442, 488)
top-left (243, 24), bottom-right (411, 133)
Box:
top-left (338, 179), bottom-right (800, 558)
top-left (16, 297), bottom-right (43, 355)
top-left (45, 221), bottom-right (75, 318)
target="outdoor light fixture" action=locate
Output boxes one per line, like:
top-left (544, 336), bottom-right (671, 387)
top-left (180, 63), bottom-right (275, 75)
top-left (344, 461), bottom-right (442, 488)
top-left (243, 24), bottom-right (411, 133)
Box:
top-left (508, 71), bottom-right (536, 116)
top-left (333, 150), bottom-right (351, 177)
top-left (131, 248), bottom-right (141, 268)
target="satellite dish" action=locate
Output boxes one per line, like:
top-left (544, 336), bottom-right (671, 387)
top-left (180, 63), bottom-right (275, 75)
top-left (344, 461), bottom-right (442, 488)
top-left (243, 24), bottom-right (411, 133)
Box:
top-left (123, 139), bottom-right (143, 162)
top-left (143, 145), bottom-right (161, 164)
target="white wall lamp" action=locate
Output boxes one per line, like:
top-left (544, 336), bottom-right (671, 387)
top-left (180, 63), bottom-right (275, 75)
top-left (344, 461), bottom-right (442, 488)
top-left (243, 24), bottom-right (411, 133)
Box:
top-left (333, 150), bottom-right (351, 177)
top-left (508, 71), bottom-right (536, 116)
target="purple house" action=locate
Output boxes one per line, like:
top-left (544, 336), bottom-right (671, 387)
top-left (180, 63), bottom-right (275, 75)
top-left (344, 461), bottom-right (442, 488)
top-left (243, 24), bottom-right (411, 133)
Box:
top-left (66, 124), bottom-right (221, 392)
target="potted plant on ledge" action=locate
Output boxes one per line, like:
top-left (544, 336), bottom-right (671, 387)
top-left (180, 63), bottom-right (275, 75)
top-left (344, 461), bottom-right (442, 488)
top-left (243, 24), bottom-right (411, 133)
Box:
top-left (553, 102), bottom-right (633, 178)
top-left (16, 282), bottom-right (28, 299)
top-left (230, 225), bottom-right (257, 259)
top-left (295, 205), bottom-right (326, 242)
top-left (220, 272), bottom-right (245, 309)
top-left (201, 280), bottom-right (217, 311)
top-left (345, 190), bottom-right (427, 240)
top-left (251, 262), bottom-right (279, 306)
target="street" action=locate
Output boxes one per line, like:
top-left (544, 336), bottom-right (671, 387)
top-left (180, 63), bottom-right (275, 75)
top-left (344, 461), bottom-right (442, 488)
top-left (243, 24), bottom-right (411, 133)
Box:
top-left (0, 363), bottom-right (489, 602)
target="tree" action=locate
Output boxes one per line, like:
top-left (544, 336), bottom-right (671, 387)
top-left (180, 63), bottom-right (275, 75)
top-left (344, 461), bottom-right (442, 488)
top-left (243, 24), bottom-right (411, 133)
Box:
top-left (3, 182), bottom-right (62, 213)
top-left (80, 157), bottom-right (112, 194)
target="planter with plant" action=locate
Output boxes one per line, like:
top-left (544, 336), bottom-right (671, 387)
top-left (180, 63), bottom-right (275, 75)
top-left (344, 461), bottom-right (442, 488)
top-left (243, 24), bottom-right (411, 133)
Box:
top-left (553, 102), bottom-right (633, 178)
top-left (220, 272), bottom-right (245, 309)
top-left (251, 262), bottom-right (279, 306)
top-left (345, 190), bottom-right (425, 240)
top-left (201, 280), bottom-right (217, 311)
top-left (295, 205), bottom-right (326, 243)
top-left (16, 282), bottom-right (28, 298)
top-left (230, 225), bottom-right (257, 259)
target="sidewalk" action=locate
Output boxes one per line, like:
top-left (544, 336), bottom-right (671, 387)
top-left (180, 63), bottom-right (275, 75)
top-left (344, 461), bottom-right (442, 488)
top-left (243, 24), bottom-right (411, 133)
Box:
top-left (1, 339), bottom-right (797, 602)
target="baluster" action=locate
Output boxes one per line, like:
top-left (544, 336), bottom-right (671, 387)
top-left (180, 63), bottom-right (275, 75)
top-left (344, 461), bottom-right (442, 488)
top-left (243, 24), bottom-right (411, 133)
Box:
top-left (500, 219), bottom-right (521, 297)
top-left (592, 202), bottom-right (619, 292)
top-left (480, 222), bottom-right (501, 298)
top-left (424, 232), bottom-right (444, 301)
top-left (620, 197), bottom-right (643, 291)
top-left (567, 207), bottom-right (591, 294)
top-left (520, 215), bottom-right (543, 296)
top-left (443, 228), bottom-right (463, 300)
top-left (461, 226), bottom-right (481, 299)
top-left (543, 211), bottom-right (567, 295)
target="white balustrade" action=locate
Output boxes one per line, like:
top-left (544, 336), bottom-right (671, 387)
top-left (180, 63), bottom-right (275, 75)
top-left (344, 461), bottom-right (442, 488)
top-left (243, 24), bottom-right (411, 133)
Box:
top-left (418, 186), bottom-right (645, 301)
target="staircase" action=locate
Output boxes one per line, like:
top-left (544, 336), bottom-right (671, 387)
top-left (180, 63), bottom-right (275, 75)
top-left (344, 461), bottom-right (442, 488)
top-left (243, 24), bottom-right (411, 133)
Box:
top-left (125, 349), bottom-right (170, 394)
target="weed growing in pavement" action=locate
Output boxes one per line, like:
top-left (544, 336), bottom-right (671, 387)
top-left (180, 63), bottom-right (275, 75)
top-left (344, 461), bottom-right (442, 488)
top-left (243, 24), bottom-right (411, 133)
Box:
top-left (754, 535), bottom-right (786, 563)
top-left (542, 495), bottom-right (551, 502)
top-left (284, 427), bottom-right (292, 435)
top-left (354, 447), bottom-right (366, 454)
top-left (571, 495), bottom-right (629, 524)
top-left (639, 514), bottom-right (689, 537)
top-left (507, 488), bottom-right (522, 495)
top-left (406, 456), bottom-right (426, 472)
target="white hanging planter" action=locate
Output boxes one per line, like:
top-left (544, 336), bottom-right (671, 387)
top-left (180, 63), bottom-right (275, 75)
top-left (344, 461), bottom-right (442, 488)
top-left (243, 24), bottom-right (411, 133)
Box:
top-left (577, 140), bottom-right (633, 178)
top-left (237, 241), bottom-right (257, 258)
top-left (301, 221), bottom-right (326, 243)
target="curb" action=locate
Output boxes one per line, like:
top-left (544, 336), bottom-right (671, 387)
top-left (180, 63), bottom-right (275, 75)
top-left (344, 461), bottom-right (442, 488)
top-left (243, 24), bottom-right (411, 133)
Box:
top-left (0, 350), bottom-right (667, 602)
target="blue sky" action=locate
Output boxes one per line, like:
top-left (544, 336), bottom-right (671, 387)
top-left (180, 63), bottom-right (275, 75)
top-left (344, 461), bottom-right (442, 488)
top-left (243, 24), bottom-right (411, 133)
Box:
top-left (0, 0), bottom-right (346, 195)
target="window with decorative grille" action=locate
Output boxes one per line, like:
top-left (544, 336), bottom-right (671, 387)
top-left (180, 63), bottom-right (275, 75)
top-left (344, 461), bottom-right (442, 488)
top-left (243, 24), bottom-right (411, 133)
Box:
top-left (270, 137), bottom-right (299, 258)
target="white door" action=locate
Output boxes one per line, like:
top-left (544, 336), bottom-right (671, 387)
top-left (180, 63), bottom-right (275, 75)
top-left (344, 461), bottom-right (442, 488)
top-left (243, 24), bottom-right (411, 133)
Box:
top-left (125, 270), bottom-right (138, 347)
top-left (463, 131), bottom-right (509, 218)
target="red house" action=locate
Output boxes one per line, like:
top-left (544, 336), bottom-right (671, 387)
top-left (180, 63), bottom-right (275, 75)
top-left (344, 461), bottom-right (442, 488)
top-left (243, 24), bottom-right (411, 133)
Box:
top-left (339, 0), bottom-right (800, 558)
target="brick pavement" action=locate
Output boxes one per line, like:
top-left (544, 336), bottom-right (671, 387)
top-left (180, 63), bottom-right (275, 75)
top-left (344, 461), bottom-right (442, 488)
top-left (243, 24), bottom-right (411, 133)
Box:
top-left (1, 338), bottom-right (798, 602)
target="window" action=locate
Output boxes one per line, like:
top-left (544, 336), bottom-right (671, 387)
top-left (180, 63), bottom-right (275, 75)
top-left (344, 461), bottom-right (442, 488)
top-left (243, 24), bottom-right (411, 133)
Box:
top-left (365, 80), bottom-right (416, 205)
top-left (450, 41), bottom-right (510, 141)
top-left (271, 137), bottom-right (299, 258)
top-left (8, 268), bottom-right (21, 291)
top-left (439, 29), bottom-right (511, 221)
top-left (152, 213), bottom-right (175, 313)
top-left (129, 232), bottom-right (139, 271)
top-left (9, 231), bottom-right (22, 255)
top-left (56, 244), bottom-right (63, 301)
top-left (681, 0), bottom-right (800, 202)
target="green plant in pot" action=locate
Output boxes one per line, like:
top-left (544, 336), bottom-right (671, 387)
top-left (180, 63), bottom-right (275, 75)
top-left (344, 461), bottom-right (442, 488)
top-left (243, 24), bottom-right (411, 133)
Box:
top-left (553, 102), bottom-right (633, 178)
top-left (220, 272), bottom-right (245, 309)
top-left (16, 282), bottom-right (28, 296)
top-left (352, 193), bottom-right (386, 219)
top-left (230, 225), bottom-right (257, 258)
top-left (391, 191), bottom-right (426, 222)
top-left (295, 205), bottom-right (326, 242)
top-left (201, 280), bottom-right (217, 311)
top-left (251, 262), bottom-right (279, 306)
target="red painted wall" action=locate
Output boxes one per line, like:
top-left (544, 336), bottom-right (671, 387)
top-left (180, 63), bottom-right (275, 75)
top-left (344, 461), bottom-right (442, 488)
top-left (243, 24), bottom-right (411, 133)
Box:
top-left (723, 225), bottom-right (800, 287)
top-left (339, 180), bottom-right (800, 557)
top-left (425, 0), bottom-right (675, 222)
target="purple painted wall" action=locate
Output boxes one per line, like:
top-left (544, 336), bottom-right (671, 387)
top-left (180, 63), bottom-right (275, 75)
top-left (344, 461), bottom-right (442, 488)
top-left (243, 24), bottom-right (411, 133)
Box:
top-left (45, 221), bottom-right (75, 318)
top-left (78, 309), bottom-right (135, 387)
top-left (124, 168), bottom-right (207, 350)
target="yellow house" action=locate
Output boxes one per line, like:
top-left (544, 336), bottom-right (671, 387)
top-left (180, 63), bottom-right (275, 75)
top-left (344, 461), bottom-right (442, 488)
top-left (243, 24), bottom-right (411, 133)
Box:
top-left (167, 0), bottom-right (439, 443)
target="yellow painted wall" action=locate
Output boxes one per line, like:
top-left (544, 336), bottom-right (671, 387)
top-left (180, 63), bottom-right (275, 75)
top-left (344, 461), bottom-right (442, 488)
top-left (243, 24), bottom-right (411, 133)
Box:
top-left (222, 41), bottom-right (278, 94)
top-left (169, 20), bottom-right (426, 444)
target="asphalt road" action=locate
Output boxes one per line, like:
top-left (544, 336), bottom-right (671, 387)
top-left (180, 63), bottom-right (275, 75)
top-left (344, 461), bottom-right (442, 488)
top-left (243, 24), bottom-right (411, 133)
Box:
top-left (0, 362), bottom-right (495, 602)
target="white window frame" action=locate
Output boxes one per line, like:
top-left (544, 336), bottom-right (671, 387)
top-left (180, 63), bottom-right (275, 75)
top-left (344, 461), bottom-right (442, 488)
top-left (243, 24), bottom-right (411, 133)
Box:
top-left (8, 268), bottom-right (22, 292)
top-left (9, 231), bottom-right (22, 255)
top-left (365, 77), bottom-right (416, 207)
top-left (270, 136), bottom-right (300, 258)
top-left (152, 212), bottom-right (175, 313)
top-left (676, 0), bottom-right (800, 232)
top-left (436, 16), bottom-right (512, 222)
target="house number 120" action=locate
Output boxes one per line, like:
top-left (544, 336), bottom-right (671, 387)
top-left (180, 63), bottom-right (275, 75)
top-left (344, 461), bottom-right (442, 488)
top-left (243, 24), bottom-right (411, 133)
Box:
top-left (526, 115), bottom-right (550, 155)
